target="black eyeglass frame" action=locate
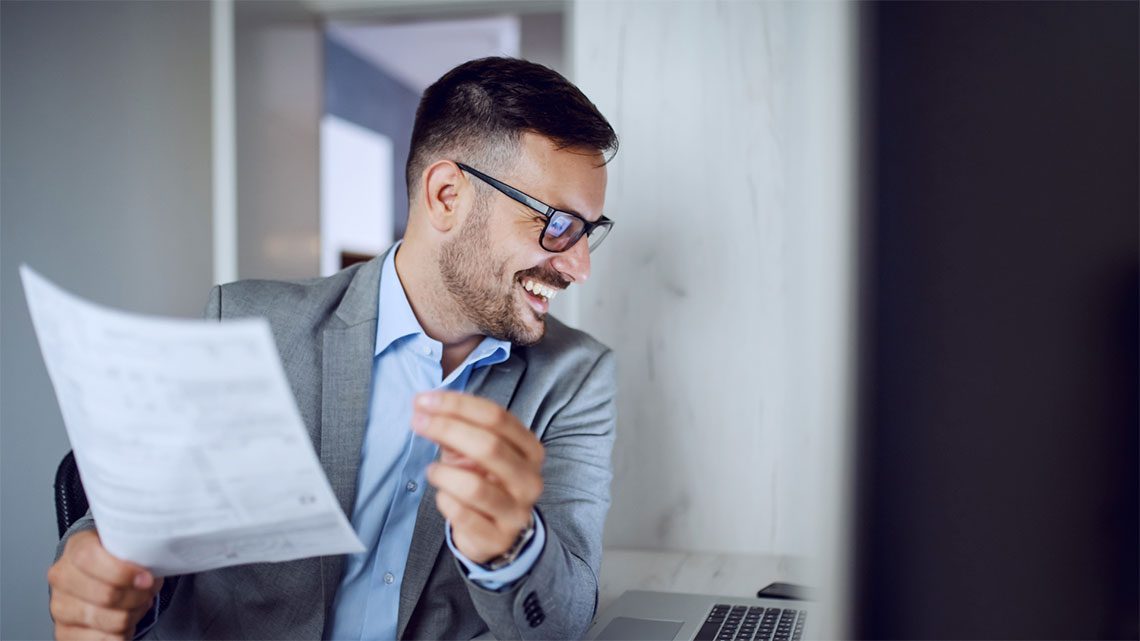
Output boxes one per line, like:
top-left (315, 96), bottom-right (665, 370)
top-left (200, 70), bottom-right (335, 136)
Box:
top-left (455, 162), bottom-right (613, 253)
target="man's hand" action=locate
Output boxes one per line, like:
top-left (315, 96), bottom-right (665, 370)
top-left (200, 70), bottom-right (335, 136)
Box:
top-left (47, 530), bottom-right (164, 641)
top-left (412, 391), bottom-right (545, 564)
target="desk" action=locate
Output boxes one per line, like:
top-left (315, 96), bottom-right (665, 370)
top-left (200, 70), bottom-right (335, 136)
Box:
top-left (597, 549), bottom-right (812, 613)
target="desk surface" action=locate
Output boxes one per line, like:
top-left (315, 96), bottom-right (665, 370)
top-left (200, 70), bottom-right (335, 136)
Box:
top-left (597, 548), bottom-right (812, 614)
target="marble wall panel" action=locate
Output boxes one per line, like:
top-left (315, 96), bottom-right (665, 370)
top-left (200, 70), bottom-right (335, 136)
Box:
top-left (571, 1), bottom-right (854, 559)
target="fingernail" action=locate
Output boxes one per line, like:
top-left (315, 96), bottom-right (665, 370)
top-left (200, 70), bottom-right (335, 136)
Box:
top-left (415, 393), bottom-right (439, 408)
top-left (134, 573), bottom-right (152, 589)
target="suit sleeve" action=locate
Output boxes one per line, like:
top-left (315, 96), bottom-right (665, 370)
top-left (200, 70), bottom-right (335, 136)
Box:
top-left (457, 348), bottom-right (617, 640)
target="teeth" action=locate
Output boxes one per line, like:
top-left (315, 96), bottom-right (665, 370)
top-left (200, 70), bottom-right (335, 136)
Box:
top-left (522, 279), bottom-right (560, 301)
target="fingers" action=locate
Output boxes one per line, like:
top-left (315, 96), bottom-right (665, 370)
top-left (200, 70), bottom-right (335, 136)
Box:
top-left (65, 532), bottom-right (153, 589)
top-left (426, 463), bottom-right (532, 532)
top-left (440, 447), bottom-right (485, 475)
top-left (48, 560), bottom-right (156, 610)
top-left (49, 531), bottom-right (160, 639)
top-left (50, 590), bottom-right (146, 638)
top-left (414, 392), bottom-right (545, 465)
top-left (416, 415), bottom-right (534, 489)
top-left (414, 392), bottom-right (545, 563)
top-left (435, 490), bottom-right (514, 563)
top-left (53, 622), bottom-right (130, 641)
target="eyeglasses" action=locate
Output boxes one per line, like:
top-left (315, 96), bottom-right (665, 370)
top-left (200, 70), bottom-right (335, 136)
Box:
top-left (455, 162), bottom-right (613, 253)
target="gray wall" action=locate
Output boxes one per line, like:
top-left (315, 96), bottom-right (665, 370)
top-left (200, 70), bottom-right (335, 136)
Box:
top-left (0, 2), bottom-right (214, 638)
top-left (235, 0), bottom-right (323, 280)
top-left (520, 11), bottom-right (566, 77)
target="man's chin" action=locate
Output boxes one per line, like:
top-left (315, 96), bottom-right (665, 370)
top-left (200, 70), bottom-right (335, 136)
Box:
top-left (512, 317), bottom-right (546, 347)
top-left (479, 309), bottom-right (545, 346)
top-left (509, 309), bottom-right (547, 346)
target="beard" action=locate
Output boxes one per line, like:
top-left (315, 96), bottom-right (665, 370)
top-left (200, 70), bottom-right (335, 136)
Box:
top-left (439, 204), bottom-right (550, 346)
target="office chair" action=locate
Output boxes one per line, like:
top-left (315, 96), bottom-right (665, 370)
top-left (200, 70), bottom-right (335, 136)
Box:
top-left (54, 450), bottom-right (177, 614)
top-left (54, 450), bottom-right (88, 539)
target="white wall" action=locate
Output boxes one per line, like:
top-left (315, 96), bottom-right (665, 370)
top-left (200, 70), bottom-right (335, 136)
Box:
top-left (571, 1), bottom-right (854, 566)
top-left (327, 15), bottom-right (521, 93)
top-left (0, 2), bottom-right (214, 638)
top-left (320, 115), bottom-right (394, 275)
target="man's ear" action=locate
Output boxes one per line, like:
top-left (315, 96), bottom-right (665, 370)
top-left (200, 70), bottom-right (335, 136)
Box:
top-left (420, 160), bottom-right (466, 233)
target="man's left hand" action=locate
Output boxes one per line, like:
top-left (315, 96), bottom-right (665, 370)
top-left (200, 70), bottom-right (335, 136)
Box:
top-left (412, 391), bottom-right (545, 564)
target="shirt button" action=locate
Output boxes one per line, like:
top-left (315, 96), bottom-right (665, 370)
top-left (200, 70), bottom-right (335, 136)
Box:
top-left (406, 480), bottom-right (418, 492)
top-left (422, 345), bottom-right (432, 356)
top-left (383, 572), bottom-right (395, 585)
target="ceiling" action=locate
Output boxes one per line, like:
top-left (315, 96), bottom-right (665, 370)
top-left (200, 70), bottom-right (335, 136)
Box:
top-left (326, 14), bottom-right (521, 93)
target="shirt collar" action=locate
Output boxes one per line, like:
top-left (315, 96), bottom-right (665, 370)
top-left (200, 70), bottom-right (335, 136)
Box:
top-left (375, 242), bottom-right (512, 367)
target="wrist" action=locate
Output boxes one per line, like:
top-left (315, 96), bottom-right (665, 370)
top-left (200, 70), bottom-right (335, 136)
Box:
top-left (477, 515), bottom-right (536, 571)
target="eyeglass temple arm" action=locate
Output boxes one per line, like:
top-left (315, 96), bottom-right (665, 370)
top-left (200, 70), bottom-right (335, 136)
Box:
top-left (457, 162), bottom-right (555, 217)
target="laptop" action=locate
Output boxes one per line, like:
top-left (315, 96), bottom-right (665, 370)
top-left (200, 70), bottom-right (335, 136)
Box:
top-left (586, 590), bottom-right (815, 641)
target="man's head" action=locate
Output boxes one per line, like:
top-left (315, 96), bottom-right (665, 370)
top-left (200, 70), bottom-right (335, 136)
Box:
top-left (404, 57), bottom-right (618, 346)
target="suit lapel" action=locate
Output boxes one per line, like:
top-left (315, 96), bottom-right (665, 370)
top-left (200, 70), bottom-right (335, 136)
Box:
top-left (397, 352), bottom-right (527, 639)
top-left (316, 254), bottom-right (386, 620)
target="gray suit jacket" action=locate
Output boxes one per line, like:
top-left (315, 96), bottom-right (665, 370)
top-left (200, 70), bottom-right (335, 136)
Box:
top-left (57, 253), bottom-right (616, 640)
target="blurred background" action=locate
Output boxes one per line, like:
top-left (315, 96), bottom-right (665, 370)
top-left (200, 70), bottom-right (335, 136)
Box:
top-left (1, 1), bottom-right (1135, 639)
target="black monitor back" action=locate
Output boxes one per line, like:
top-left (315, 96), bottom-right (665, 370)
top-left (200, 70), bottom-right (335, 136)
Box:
top-left (853, 2), bottom-right (1138, 638)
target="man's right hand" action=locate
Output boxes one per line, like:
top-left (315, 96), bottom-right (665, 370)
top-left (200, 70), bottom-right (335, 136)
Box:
top-left (47, 530), bottom-right (163, 640)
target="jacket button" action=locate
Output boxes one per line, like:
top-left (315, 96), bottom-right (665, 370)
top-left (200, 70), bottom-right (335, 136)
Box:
top-left (523, 591), bottom-right (544, 627)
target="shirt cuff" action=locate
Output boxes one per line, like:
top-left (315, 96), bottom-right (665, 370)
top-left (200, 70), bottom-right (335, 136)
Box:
top-left (445, 509), bottom-right (546, 590)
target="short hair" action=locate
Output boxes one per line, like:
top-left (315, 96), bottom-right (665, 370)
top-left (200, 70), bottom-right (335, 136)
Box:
top-left (406, 57), bottom-right (618, 196)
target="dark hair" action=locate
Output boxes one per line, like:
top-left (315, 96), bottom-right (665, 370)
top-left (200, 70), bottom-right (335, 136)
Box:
top-left (406, 57), bottom-right (618, 195)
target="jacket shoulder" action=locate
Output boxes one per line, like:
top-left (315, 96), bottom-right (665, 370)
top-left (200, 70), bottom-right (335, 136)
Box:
top-left (206, 264), bottom-right (364, 327)
top-left (522, 315), bottom-right (612, 371)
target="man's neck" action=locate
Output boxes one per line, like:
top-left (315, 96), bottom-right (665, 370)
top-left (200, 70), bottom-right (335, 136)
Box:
top-left (392, 240), bottom-right (484, 378)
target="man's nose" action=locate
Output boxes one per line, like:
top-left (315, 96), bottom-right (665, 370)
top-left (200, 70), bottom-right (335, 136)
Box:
top-left (551, 237), bottom-right (591, 283)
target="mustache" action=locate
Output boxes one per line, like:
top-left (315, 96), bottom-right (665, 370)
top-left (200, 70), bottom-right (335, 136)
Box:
top-left (516, 266), bottom-right (570, 290)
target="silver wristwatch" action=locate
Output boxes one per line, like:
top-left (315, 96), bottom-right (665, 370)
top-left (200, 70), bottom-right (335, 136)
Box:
top-left (477, 517), bottom-right (536, 571)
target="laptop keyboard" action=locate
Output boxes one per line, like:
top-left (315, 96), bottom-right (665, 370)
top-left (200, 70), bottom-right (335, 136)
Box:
top-left (695, 604), bottom-right (806, 641)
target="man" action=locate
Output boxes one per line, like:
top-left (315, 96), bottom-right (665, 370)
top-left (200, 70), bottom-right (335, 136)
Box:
top-left (47, 57), bottom-right (619, 640)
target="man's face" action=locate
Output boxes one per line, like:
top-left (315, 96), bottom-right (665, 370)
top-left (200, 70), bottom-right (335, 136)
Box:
top-left (439, 133), bottom-right (608, 346)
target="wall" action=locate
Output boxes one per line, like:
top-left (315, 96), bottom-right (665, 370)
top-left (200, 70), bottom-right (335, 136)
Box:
top-left (234, 0), bottom-right (322, 280)
top-left (0, 2), bottom-right (214, 638)
top-left (519, 11), bottom-right (566, 76)
top-left (571, 1), bottom-right (854, 562)
top-left (324, 34), bottom-right (421, 240)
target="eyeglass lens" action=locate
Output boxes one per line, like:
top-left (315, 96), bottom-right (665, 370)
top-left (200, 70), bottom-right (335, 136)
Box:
top-left (542, 212), bottom-right (586, 252)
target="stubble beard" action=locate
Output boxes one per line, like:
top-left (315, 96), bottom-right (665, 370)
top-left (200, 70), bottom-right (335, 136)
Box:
top-left (438, 204), bottom-right (546, 347)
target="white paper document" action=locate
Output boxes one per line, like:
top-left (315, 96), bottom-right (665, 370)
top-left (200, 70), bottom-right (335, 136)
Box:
top-left (21, 265), bottom-right (364, 576)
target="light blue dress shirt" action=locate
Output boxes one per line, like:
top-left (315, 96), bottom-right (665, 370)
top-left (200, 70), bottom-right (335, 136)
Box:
top-left (327, 244), bottom-right (546, 641)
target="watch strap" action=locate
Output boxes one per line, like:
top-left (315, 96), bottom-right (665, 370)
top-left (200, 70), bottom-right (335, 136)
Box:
top-left (477, 517), bottom-right (536, 571)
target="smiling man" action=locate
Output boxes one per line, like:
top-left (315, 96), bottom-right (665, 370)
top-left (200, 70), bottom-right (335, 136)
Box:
top-left (48, 57), bottom-right (618, 640)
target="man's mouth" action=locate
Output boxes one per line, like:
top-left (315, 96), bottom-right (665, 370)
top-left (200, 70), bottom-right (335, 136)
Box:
top-left (520, 278), bottom-right (561, 314)
top-left (522, 278), bottom-right (560, 301)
